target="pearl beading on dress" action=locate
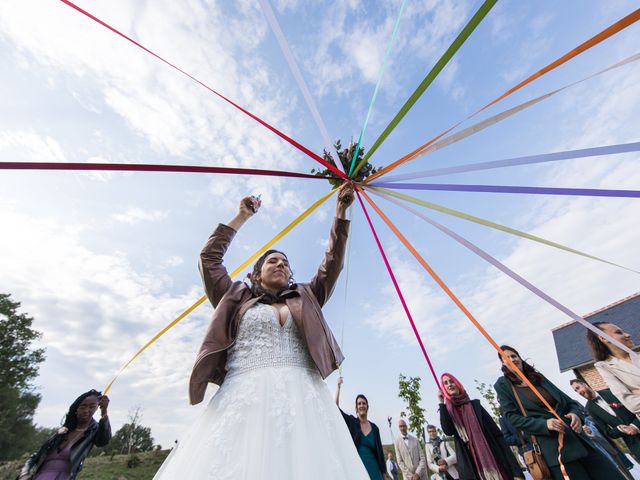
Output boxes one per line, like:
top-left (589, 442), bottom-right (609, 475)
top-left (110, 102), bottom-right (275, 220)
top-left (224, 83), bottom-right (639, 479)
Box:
top-left (225, 303), bottom-right (316, 377)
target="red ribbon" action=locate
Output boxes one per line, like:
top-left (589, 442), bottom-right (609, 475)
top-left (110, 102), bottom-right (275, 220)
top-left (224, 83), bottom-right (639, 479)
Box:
top-left (58, 0), bottom-right (347, 181)
top-left (0, 161), bottom-right (326, 180)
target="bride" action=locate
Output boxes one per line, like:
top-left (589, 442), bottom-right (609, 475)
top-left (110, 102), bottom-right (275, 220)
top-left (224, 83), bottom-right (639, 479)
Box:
top-left (154, 183), bottom-right (369, 479)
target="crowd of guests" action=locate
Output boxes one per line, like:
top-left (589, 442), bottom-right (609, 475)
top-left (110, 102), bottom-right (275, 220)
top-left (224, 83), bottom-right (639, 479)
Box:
top-left (374, 322), bottom-right (640, 480)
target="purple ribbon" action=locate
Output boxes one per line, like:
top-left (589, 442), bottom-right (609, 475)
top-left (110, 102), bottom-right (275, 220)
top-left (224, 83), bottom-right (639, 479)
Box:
top-left (371, 182), bottom-right (640, 198)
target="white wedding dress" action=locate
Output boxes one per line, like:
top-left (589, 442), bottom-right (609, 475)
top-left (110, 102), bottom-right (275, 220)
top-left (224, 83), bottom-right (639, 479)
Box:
top-left (154, 303), bottom-right (369, 479)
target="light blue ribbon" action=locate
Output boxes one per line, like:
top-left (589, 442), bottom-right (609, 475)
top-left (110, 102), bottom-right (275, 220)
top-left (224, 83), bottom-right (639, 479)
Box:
top-left (348, 0), bottom-right (407, 176)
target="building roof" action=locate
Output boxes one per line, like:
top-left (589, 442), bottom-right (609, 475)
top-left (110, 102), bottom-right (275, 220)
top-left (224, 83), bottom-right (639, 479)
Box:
top-left (552, 292), bottom-right (640, 372)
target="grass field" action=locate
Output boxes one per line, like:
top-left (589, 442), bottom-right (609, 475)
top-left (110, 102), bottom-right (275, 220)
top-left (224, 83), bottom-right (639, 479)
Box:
top-left (0, 450), bottom-right (171, 480)
top-left (0, 444), bottom-right (417, 479)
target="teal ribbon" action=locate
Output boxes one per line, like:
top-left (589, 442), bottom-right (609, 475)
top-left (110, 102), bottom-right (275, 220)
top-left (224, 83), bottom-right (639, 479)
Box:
top-left (348, 0), bottom-right (407, 177)
top-left (352, 0), bottom-right (497, 177)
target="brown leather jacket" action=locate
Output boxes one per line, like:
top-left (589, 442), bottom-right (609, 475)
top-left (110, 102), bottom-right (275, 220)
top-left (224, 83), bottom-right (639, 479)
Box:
top-left (189, 217), bottom-right (348, 405)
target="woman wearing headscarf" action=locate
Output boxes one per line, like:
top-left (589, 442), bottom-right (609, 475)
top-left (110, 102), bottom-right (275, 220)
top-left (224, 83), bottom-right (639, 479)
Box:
top-left (587, 322), bottom-right (640, 417)
top-left (438, 373), bottom-right (523, 480)
top-left (18, 390), bottom-right (111, 480)
top-left (335, 376), bottom-right (386, 480)
top-left (494, 345), bottom-right (624, 480)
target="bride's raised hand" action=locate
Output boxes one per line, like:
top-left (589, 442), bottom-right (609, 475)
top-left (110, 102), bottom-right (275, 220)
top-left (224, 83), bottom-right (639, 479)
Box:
top-left (239, 195), bottom-right (261, 218)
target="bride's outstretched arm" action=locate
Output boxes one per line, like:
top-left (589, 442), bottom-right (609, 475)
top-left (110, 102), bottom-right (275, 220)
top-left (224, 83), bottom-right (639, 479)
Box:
top-left (199, 196), bottom-right (261, 307)
top-left (309, 184), bottom-right (354, 306)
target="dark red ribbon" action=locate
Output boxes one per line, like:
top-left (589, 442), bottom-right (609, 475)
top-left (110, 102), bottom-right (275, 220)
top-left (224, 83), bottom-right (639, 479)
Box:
top-left (59, 0), bottom-right (347, 181)
top-left (0, 161), bottom-right (327, 180)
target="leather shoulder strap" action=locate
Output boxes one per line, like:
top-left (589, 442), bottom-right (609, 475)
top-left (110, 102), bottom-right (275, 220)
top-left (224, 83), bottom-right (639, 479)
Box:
top-left (510, 382), bottom-right (540, 446)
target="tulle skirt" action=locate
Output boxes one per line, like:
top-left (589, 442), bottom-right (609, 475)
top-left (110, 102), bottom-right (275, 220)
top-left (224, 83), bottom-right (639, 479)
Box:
top-left (154, 365), bottom-right (370, 479)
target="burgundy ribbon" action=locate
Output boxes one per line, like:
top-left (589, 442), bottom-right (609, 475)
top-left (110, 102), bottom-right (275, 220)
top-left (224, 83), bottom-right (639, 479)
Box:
top-left (0, 161), bottom-right (326, 179)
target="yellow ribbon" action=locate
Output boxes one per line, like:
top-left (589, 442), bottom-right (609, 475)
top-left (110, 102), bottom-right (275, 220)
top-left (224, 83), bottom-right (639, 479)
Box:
top-left (103, 188), bottom-right (337, 394)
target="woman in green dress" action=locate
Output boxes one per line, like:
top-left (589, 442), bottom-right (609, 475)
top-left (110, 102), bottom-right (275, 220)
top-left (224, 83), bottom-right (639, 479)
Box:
top-left (336, 377), bottom-right (386, 479)
top-left (494, 345), bottom-right (625, 480)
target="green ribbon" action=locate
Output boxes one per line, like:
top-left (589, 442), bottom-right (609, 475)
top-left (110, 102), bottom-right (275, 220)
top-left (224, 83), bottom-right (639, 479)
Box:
top-left (352, 0), bottom-right (497, 177)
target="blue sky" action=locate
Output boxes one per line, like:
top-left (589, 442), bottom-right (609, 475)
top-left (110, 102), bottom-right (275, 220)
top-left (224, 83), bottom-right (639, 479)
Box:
top-left (1, 0), bottom-right (639, 447)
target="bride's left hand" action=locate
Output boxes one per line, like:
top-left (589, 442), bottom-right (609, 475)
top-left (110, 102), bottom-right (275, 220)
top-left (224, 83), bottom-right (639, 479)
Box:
top-left (336, 183), bottom-right (354, 218)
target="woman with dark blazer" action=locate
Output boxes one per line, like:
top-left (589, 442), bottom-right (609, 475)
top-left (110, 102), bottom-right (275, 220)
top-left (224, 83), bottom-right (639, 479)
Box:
top-left (438, 373), bottom-right (523, 480)
top-left (494, 345), bottom-right (624, 480)
top-left (336, 376), bottom-right (386, 480)
top-left (18, 390), bottom-right (111, 480)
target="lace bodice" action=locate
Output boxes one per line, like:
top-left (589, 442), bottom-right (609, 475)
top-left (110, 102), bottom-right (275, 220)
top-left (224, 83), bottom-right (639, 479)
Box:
top-left (225, 303), bottom-right (315, 377)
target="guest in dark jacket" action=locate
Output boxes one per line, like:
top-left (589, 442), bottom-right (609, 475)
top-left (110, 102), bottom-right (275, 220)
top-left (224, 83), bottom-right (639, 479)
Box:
top-left (336, 376), bottom-right (386, 480)
top-left (18, 390), bottom-right (111, 480)
top-left (494, 345), bottom-right (624, 480)
top-left (498, 413), bottom-right (529, 457)
top-left (438, 373), bottom-right (523, 480)
top-left (581, 416), bottom-right (634, 479)
top-left (570, 379), bottom-right (640, 462)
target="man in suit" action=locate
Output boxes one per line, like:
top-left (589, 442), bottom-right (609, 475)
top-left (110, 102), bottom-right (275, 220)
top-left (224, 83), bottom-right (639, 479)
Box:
top-left (394, 419), bottom-right (428, 480)
top-left (570, 379), bottom-right (640, 462)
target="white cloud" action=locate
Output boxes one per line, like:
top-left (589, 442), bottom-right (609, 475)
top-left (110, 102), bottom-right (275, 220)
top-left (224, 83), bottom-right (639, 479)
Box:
top-left (79, 156), bottom-right (117, 182)
top-left (0, 130), bottom-right (67, 163)
top-left (112, 207), bottom-right (169, 224)
top-left (498, 11), bottom-right (554, 85)
top-left (307, 0), bottom-right (469, 99)
top-left (163, 256), bottom-right (184, 268)
top-left (406, 0), bottom-right (469, 63)
top-left (361, 252), bottom-right (461, 358)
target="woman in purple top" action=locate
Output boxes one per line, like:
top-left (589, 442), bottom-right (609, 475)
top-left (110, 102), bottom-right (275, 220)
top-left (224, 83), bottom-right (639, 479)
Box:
top-left (18, 390), bottom-right (111, 480)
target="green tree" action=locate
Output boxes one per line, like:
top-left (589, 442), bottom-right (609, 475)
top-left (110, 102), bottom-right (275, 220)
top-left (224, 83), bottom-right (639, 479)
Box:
top-left (398, 374), bottom-right (426, 443)
top-left (108, 425), bottom-right (154, 454)
top-left (474, 380), bottom-right (501, 422)
top-left (105, 408), bottom-right (154, 454)
top-left (0, 293), bottom-right (46, 461)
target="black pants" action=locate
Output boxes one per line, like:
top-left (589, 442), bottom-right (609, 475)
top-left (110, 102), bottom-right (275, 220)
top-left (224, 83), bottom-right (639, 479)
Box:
top-left (549, 447), bottom-right (626, 480)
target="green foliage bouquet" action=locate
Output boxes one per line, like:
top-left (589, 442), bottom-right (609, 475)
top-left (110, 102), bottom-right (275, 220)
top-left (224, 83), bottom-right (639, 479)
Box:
top-left (311, 140), bottom-right (379, 187)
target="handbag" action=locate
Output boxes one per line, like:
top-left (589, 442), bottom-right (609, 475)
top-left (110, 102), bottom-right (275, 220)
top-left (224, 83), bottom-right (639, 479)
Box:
top-left (510, 383), bottom-right (552, 480)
